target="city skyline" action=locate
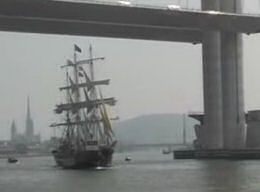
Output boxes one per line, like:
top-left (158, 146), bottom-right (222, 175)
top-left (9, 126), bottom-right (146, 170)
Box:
top-left (9, 96), bottom-right (40, 143)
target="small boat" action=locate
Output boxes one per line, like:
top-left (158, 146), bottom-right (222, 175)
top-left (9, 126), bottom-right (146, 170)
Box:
top-left (162, 148), bottom-right (172, 155)
top-left (7, 157), bottom-right (18, 163)
top-left (125, 156), bottom-right (132, 162)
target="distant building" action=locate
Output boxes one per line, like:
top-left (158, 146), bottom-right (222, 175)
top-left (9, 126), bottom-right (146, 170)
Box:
top-left (25, 96), bottom-right (34, 143)
top-left (10, 120), bottom-right (25, 144)
top-left (10, 96), bottom-right (41, 146)
top-left (11, 120), bottom-right (17, 141)
top-left (25, 96), bottom-right (41, 144)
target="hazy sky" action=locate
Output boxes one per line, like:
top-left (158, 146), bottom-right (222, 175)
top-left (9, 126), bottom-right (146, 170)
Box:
top-left (1, 0), bottom-right (260, 140)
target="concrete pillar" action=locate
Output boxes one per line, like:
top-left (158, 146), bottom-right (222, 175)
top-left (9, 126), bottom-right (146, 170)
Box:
top-left (220, 0), bottom-right (246, 149)
top-left (246, 111), bottom-right (260, 148)
top-left (201, 0), bottom-right (223, 149)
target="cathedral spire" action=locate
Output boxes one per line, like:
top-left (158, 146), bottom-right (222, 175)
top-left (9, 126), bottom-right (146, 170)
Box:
top-left (27, 95), bottom-right (31, 119)
top-left (11, 119), bottom-right (17, 141)
top-left (25, 95), bottom-right (34, 142)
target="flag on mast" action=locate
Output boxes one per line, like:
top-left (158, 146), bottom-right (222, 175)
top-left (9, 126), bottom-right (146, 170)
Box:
top-left (67, 59), bottom-right (74, 66)
top-left (74, 44), bottom-right (82, 53)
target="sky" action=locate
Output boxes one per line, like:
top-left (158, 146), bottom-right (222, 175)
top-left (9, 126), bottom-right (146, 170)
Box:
top-left (1, 0), bottom-right (260, 140)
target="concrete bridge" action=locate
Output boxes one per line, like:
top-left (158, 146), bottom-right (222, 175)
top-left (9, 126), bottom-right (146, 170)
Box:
top-left (0, 0), bottom-right (259, 149)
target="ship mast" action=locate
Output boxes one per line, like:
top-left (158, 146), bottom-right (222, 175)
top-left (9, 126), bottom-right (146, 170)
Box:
top-left (73, 44), bottom-right (81, 149)
top-left (88, 44), bottom-right (99, 142)
top-left (89, 44), bottom-right (94, 81)
top-left (65, 71), bottom-right (73, 143)
top-left (73, 46), bottom-right (80, 102)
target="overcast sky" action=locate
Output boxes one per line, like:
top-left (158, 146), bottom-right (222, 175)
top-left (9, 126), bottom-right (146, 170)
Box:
top-left (1, 0), bottom-right (260, 140)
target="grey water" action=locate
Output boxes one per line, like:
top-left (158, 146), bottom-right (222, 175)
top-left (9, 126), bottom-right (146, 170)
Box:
top-left (1, 149), bottom-right (260, 192)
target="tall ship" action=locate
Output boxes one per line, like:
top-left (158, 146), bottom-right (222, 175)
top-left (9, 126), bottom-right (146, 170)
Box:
top-left (51, 44), bottom-right (117, 169)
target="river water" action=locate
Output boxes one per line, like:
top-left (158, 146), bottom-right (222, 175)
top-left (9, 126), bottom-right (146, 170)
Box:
top-left (1, 149), bottom-right (260, 192)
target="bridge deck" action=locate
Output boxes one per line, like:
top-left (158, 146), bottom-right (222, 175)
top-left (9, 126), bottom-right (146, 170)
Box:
top-left (1, 0), bottom-right (260, 42)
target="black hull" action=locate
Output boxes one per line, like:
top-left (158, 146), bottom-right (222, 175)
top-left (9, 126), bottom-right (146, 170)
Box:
top-left (52, 147), bottom-right (114, 169)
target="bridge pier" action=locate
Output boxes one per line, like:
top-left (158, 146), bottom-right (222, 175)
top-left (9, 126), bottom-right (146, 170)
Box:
top-left (201, 0), bottom-right (223, 149)
top-left (201, 0), bottom-right (246, 149)
top-left (220, 0), bottom-right (246, 149)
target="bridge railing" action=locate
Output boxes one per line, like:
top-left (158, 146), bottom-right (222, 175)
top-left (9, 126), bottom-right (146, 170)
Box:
top-left (57, 0), bottom-right (260, 16)
top-left (56, 0), bottom-right (201, 10)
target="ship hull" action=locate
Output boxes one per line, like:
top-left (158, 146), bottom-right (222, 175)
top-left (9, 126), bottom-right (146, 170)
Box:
top-left (52, 147), bottom-right (114, 169)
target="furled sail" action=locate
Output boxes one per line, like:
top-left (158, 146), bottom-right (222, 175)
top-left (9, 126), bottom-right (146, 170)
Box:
top-left (59, 80), bottom-right (110, 91)
top-left (55, 97), bottom-right (116, 114)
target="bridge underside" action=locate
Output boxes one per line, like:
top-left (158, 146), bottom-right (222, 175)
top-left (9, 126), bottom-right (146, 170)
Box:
top-left (0, 14), bottom-right (201, 42)
top-left (1, 0), bottom-right (260, 42)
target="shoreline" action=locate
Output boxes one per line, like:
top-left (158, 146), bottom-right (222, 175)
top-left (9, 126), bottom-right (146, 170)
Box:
top-left (0, 152), bottom-right (52, 159)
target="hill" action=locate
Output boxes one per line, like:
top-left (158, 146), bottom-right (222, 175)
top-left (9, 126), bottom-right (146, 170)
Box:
top-left (113, 113), bottom-right (197, 145)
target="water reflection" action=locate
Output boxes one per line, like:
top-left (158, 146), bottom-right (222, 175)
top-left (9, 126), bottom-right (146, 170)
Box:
top-left (201, 160), bottom-right (248, 192)
top-left (2, 154), bottom-right (260, 191)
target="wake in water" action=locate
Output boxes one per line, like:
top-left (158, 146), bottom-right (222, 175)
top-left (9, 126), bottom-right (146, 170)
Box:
top-left (95, 166), bottom-right (114, 171)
